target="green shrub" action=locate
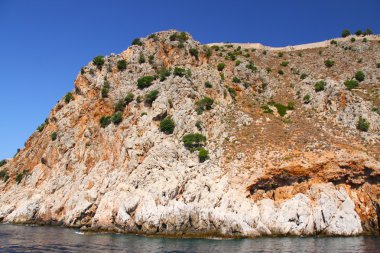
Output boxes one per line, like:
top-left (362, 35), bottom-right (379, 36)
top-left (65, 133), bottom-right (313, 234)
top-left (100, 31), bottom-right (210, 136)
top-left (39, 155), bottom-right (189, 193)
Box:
top-left (145, 90), bottom-right (159, 105)
top-left (195, 97), bottom-right (214, 114)
top-left (278, 70), bottom-right (284, 75)
top-left (141, 112), bottom-right (147, 116)
top-left (357, 116), bottom-right (370, 132)
top-left (158, 67), bottom-right (171, 81)
top-left (37, 119), bottom-right (48, 132)
top-left (117, 60), bottom-right (127, 71)
top-left (100, 80), bottom-right (110, 96)
top-left (261, 105), bottom-right (273, 114)
top-left (81, 67), bottom-right (85, 74)
top-left (217, 63), bottom-right (225, 71)
top-left (189, 48), bottom-right (199, 60)
top-left (211, 45), bottom-right (220, 51)
top-left (344, 79), bottom-right (359, 90)
top-left (228, 87), bottom-right (237, 100)
top-left (235, 60), bottom-right (241, 66)
top-left (64, 92), bottom-right (73, 103)
top-left (182, 133), bottom-right (206, 149)
top-left (0, 160), bottom-right (6, 167)
top-left (377, 63), bottom-right (380, 68)
top-left (363, 28), bottom-right (373, 36)
top-left (268, 102), bottom-right (288, 117)
top-left (198, 148), bottom-right (209, 162)
top-left (138, 53), bottom-right (145, 64)
top-left (169, 32), bottom-right (189, 42)
top-left (125, 92), bottom-right (134, 105)
top-left (111, 112), bottom-right (123, 125)
top-left (227, 52), bottom-right (236, 61)
top-left (159, 116), bottom-right (175, 134)
top-left (115, 99), bottom-right (126, 112)
top-left (100, 116), bottom-right (111, 128)
top-left (204, 47), bottom-right (212, 58)
top-left (330, 40), bottom-right (338, 45)
top-left (355, 71), bottom-right (365, 82)
top-left (246, 61), bottom-right (257, 72)
top-left (0, 170), bottom-right (9, 182)
top-left (351, 37), bottom-right (356, 43)
top-left (278, 52), bottom-right (284, 57)
top-left (355, 30), bottom-right (362, 36)
top-left (148, 34), bottom-right (158, 40)
top-left (362, 38), bottom-right (367, 43)
top-left (93, 56), bottom-right (105, 69)
top-left (280, 61), bottom-right (289, 67)
top-left (195, 120), bottom-right (202, 131)
top-left (232, 77), bottom-right (241, 83)
top-left (204, 81), bottom-right (212, 88)
top-left (148, 55), bottom-right (154, 64)
top-left (51, 132), bottom-right (57, 141)
top-left (137, 76), bottom-right (155, 89)
top-left (303, 94), bottom-right (311, 104)
top-left (173, 67), bottom-right (186, 77)
top-left (341, 29), bottom-right (350, 37)
top-left (324, 59), bottom-right (335, 68)
top-left (315, 81), bottom-right (327, 92)
top-left (132, 38), bottom-right (143, 46)
top-left (15, 170), bottom-right (28, 184)
top-left (287, 101), bottom-right (295, 110)
top-left (300, 73), bottom-right (308, 80)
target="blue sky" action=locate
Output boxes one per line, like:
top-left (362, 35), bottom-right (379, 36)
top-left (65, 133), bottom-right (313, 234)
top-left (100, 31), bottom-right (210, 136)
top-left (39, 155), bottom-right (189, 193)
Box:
top-left (0, 0), bottom-right (379, 159)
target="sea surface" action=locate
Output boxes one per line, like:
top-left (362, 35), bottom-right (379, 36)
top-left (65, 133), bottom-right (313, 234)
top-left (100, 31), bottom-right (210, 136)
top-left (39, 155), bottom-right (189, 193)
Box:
top-left (0, 224), bottom-right (379, 253)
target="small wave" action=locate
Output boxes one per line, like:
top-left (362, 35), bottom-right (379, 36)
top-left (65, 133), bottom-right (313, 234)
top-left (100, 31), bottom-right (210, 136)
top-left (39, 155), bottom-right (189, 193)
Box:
top-left (74, 231), bottom-right (85, 235)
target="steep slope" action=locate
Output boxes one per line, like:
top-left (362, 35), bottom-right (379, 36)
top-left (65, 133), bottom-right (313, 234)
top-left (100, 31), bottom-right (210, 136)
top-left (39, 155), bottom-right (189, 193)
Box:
top-left (1, 30), bottom-right (380, 237)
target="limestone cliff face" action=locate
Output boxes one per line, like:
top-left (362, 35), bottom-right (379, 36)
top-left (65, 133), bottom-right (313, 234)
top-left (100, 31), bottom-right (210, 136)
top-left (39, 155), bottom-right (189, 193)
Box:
top-left (1, 30), bottom-right (380, 237)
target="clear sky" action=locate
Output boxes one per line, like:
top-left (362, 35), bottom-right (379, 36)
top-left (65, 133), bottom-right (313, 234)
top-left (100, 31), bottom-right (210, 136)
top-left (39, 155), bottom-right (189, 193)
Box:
top-left (0, 0), bottom-right (379, 159)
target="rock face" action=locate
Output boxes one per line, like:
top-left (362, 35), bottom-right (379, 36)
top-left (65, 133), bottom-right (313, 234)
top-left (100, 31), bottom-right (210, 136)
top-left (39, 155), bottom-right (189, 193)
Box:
top-left (1, 30), bottom-right (380, 237)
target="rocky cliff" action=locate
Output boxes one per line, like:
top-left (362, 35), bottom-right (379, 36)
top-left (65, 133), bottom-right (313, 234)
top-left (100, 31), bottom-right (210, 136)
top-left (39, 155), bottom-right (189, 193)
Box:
top-left (1, 30), bottom-right (380, 237)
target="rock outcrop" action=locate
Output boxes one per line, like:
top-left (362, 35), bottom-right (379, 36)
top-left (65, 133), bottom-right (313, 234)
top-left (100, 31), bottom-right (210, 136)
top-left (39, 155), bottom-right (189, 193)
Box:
top-left (1, 30), bottom-right (380, 237)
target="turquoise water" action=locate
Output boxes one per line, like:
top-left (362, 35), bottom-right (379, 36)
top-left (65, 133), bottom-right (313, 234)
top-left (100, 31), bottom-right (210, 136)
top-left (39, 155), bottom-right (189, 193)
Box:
top-left (0, 224), bottom-right (379, 252)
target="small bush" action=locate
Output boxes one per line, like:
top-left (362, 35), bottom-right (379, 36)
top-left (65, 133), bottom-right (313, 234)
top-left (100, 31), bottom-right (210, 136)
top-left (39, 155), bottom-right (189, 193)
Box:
top-left (137, 76), bottom-right (155, 89)
top-left (195, 121), bottom-right (202, 131)
top-left (117, 60), bottom-right (127, 71)
top-left (363, 28), bottom-right (373, 36)
top-left (100, 116), bottom-right (111, 128)
top-left (111, 112), bottom-right (123, 125)
top-left (173, 67), bottom-right (186, 77)
top-left (0, 160), bottom-right (6, 167)
top-left (132, 38), bottom-right (143, 46)
top-left (138, 53), bottom-right (145, 64)
top-left (64, 92), bottom-right (73, 103)
top-left (51, 132), bottom-right (57, 141)
top-left (324, 59), bottom-right (335, 68)
top-left (341, 29), bottom-right (350, 38)
top-left (278, 52), bottom-right (284, 57)
top-left (330, 40), bottom-right (338, 45)
top-left (303, 94), bottom-right (311, 104)
top-left (232, 77), bottom-right (241, 83)
top-left (246, 61), bottom-right (257, 72)
top-left (278, 70), bottom-right (284, 75)
top-left (15, 170), bottom-right (28, 184)
top-left (287, 101), bottom-right (295, 110)
top-left (261, 105), bottom-right (273, 114)
top-left (37, 119), bottom-right (48, 132)
top-left (198, 148), bottom-right (209, 162)
top-left (315, 81), bottom-right (327, 92)
top-left (148, 55), bottom-right (154, 64)
top-left (0, 170), bottom-right (9, 182)
top-left (300, 73), bottom-right (308, 80)
top-left (355, 71), bottom-right (365, 82)
top-left (344, 79), bottom-right (359, 90)
top-left (170, 32), bottom-right (188, 42)
top-left (228, 87), bottom-right (237, 100)
top-left (93, 56), bottom-right (105, 69)
top-left (357, 116), bottom-right (370, 132)
top-left (157, 67), bottom-right (171, 81)
top-left (204, 46), bottom-right (212, 58)
top-left (269, 102), bottom-right (288, 117)
top-left (362, 38), bottom-right (367, 43)
top-left (377, 63), bottom-right (380, 68)
top-left (204, 81), bottom-right (212, 88)
top-left (350, 37), bottom-right (356, 43)
top-left (235, 60), bottom-right (241, 66)
top-left (355, 30), bottom-right (362, 36)
top-left (182, 133), bottom-right (206, 149)
top-left (211, 45), bottom-right (220, 51)
top-left (195, 97), bottom-right (214, 114)
top-left (148, 33), bottom-right (158, 40)
top-left (145, 90), bottom-right (159, 106)
top-left (280, 61), bottom-right (289, 67)
top-left (100, 80), bottom-right (110, 97)
top-left (115, 99), bottom-right (126, 112)
top-left (217, 63), bottom-right (225, 71)
top-left (189, 48), bottom-right (199, 60)
top-left (159, 116), bottom-right (175, 134)
top-left (124, 92), bottom-right (134, 105)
